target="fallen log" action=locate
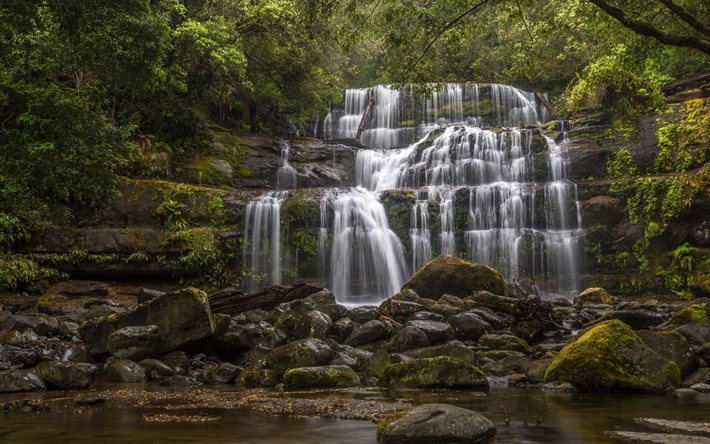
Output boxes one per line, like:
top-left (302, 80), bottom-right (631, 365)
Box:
top-left (208, 282), bottom-right (324, 316)
top-left (355, 93), bottom-right (375, 140)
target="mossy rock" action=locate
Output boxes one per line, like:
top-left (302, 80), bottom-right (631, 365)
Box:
top-left (669, 304), bottom-right (710, 326)
top-left (380, 356), bottom-right (488, 389)
top-left (479, 334), bottom-right (532, 354)
top-left (400, 255), bottom-right (506, 299)
top-left (544, 320), bottom-right (680, 392)
top-left (689, 274), bottom-right (710, 298)
top-left (283, 365), bottom-right (361, 388)
top-left (574, 287), bottom-right (613, 307)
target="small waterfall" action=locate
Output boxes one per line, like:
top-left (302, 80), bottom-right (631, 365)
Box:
top-left (410, 192), bottom-right (432, 271)
top-left (329, 187), bottom-right (408, 305)
top-left (242, 191), bottom-right (288, 293)
top-left (276, 141), bottom-right (297, 189)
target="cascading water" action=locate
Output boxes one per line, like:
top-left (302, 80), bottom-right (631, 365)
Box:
top-left (242, 191), bottom-right (288, 293)
top-left (276, 141), bottom-right (297, 189)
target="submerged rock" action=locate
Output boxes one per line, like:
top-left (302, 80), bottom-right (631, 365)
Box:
top-left (36, 361), bottom-right (98, 389)
top-left (400, 255), bottom-right (506, 299)
top-left (283, 365), bottom-right (361, 388)
top-left (377, 403), bottom-right (496, 443)
top-left (545, 320), bottom-right (680, 392)
top-left (380, 356), bottom-right (488, 389)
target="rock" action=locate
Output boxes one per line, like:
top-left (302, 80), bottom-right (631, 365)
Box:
top-left (543, 381), bottom-right (577, 392)
top-left (377, 403), bottom-right (496, 443)
top-left (545, 320), bottom-right (680, 392)
top-left (137, 288), bottom-right (166, 304)
top-left (0, 399), bottom-right (51, 413)
top-left (389, 326), bottom-right (430, 352)
top-left (689, 274), bottom-right (710, 298)
top-left (102, 359), bottom-right (146, 382)
top-left (294, 310), bottom-right (332, 340)
top-left (107, 325), bottom-right (161, 361)
top-left (159, 375), bottom-right (202, 386)
top-left (344, 306), bottom-right (379, 323)
top-left (480, 350), bottom-right (531, 376)
top-left (36, 361), bottom-right (97, 389)
top-left (199, 362), bottom-right (241, 384)
top-left (345, 320), bottom-right (387, 346)
top-left (604, 431), bottom-right (710, 444)
top-left (673, 388), bottom-right (700, 400)
top-left (479, 333), bottom-right (532, 354)
top-left (574, 287), bottom-right (613, 307)
top-left (697, 343), bottom-right (710, 362)
top-left (330, 317), bottom-right (356, 342)
top-left (669, 304), bottom-right (710, 327)
top-left (689, 383), bottom-right (710, 393)
top-left (139, 359), bottom-right (175, 379)
top-left (265, 338), bottom-right (335, 376)
top-left (380, 356), bottom-right (488, 389)
top-left (405, 320), bottom-right (453, 344)
top-left (57, 321), bottom-right (79, 338)
top-left (683, 368), bottom-right (710, 387)
top-left (331, 351), bottom-right (359, 369)
top-left (0, 370), bottom-right (46, 393)
top-left (79, 287), bottom-right (214, 356)
top-left (637, 330), bottom-right (696, 376)
top-left (74, 393), bottom-right (106, 406)
top-left (676, 324), bottom-right (710, 346)
top-left (238, 365), bottom-right (279, 387)
top-left (592, 309), bottom-right (665, 330)
top-left (448, 312), bottom-right (492, 341)
top-left (283, 365), bottom-right (361, 388)
top-left (379, 299), bottom-right (427, 319)
top-left (0, 329), bottom-right (40, 345)
top-left (634, 417), bottom-right (710, 436)
top-left (159, 351), bottom-right (189, 372)
top-left (404, 341), bottom-right (478, 364)
top-left (214, 322), bottom-right (266, 357)
top-left (400, 255), bottom-right (506, 299)
top-left (2, 314), bottom-right (58, 336)
top-left (360, 349), bottom-right (390, 380)
top-left (527, 358), bottom-right (553, 383)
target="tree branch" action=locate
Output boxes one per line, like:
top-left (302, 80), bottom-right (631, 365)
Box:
top-left (588, 0), bottom-right (710, 55)
top-left (657, 0), bottom-right (710, 37)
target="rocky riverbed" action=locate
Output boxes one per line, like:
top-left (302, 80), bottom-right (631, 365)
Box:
top-left (1, 256), bottom-right (709, 442)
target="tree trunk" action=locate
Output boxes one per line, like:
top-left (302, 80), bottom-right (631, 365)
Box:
top-left (355, 93), bottom-right (375, 140)
top-left (208, 282), bottom-right (324, 316)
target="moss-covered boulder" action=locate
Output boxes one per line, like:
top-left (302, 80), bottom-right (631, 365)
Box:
top-left (400, 255), bottom-right (506, 299)
top-left (265, 338), bottom-right (335, 377)
top-left (545, 320), bottom-right (680, 392)
top-left (479, 333), bottom-right (532, 354)
top-left (669, 304), bottom-right (710, 327)
top-left (283, 365), bottom-right (361, 388)
top-left (574, 287), bottom-right (613, 307)
top-left (380, 356), bottom-right (488, 389)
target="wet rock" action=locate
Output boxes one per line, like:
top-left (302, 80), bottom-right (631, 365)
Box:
top-left (74, 393), bottom-right (106, 406)
top-left (637, 330), bottom-right (696, 376)
top-left (63, 344), bottom-right (93, 363)
top-left (57, 321), bottom-right (79, 338)
top-left (448, 312), bottom-right (492, 341)
top-left (379, 299), bottom-right (427, 319)
top-left (479, 333), bottom-right (532, 354)
top-left (675, 324), bottom-right (710, 346)
top-left (400, 255), bottom-right (506, 299)
top-left (697, 343), bottom-right (710, 362)
top-left (159, 351), bottom-right (189, 373)
top-left (345, 320), bottom-right (387, 346)
top-left (237, 364), bottom-right (279, 387)
top-left (360, 349), bottom-right (390, 380)
top-left (480, 350), bottom-right (531, 376)
top-left (0, 399), bottom-right (51, 413)
top-left (377, 403), bottom-right (496, 443)
top-left (199, 362), bottom-right (241, 384)
top-left (294, 310), bottom-right (332, 340)
top-left (102, 358), bottom-right (146, 382)
top-left (265, 338), bottom-right (335, 376)
top-left (159, 375), bottom-right (202, 386)
top-left (331, 351), bottom-right (359, 369)
top-left (107, 325), bottom-right (161, 361)
top-left (683, 368), bottom-right (710, 387)
top-left (673, 388), bottom-right (700, 400)
top-left (140, 359), bottom-right (175, 379)
top-left (36, 361), bottom-right (98, 389)
top-left (543, 381), bottom-right (577, 392)
top-left (344, 306), bottom-right (380, 323)
top-left (404, 341), bottom-right (478, 364)
top-left (283, 365), bottom-right (361, 388)
top-left (545, 320), bottom-right (680, 392)
top-left (405, 320), bottom-right (453, 344)
top-left (689, 383), bottom-right (710, 393)
top-left (79, 287), bottom-right (215, 356)
top-left (330, 317), bottom-right (357, 342)
top-left (0, 329), bottom-right (40, 345)
top-left (604, 431), bottom-right (710, 443)
top-left (633, 418), bottom-right (710, 438)
top-left (389, 326), bottom-right (430, 352)
top-left (527, 358), bottom-right (554, 383)
top-left (0, 370), bottom-right (46, 393)
top-left (137, 288), bottom-right (165, 304)
top-left (669, 304), bottom-right (710, 327)
top-left (2, 314), bottom-right (58, 336)
top-left (408, 311), bottom-right (445, 322)
top-left (574, 287), bottom-right (613, 307)
top-left (380, 356), bottom-right (488, 389)
top-left (430, 300), bottom-right (464, 318)
top-left (213, 322), bottom-right (266, 357)
top-left (590, 309), bottom-right (665, 330)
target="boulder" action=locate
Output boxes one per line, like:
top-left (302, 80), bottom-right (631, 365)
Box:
top-left (448, 312), bottom-right (492, 341)
top-left (265, 338), bottom-right (335, 376)
top-left (405, 320), bottom-right (453, 344)
top-left (199, 362), bottom-right (241, 384)
top-left (479, 334), bottom-right (532, 354)
top-left (330, 317), bottom-right (356, 342)
top-left (545, 320), bottom-right (680, 392)
top-left (345, 320), bottom-right (387, 346)
top-left (36, 361), bottom-right (97, 389)
top-left (79, 287), bottom-right (215, 356)
top-left (682, 367), bottom-right (710, 387)
top-left (137, 288), bottom-right (166, 304)
top-left (574, 287), bottom-right (613, 307)
top-left (283, 365), bottom-right (361, 388)
top-left (102, 359), bottom-right (146, 382)
top-left (389, 326), bottom-right (430, 352)
top-left (400, 255), bottom-right (506, 299)
top-left (107, 325), bottom-right (161, 361)
top-left (637, 330), bottom-right (697, 376)
top-left (480, 350), bottom-right (531, 376)
top-left (344, 306), bottom-right (379, 323)
top-left (380, 356), bottom-right (488, 389)
top-left (377, 403), bottom-right (496, 443)
top-left (293, 310), bottom-right (332, 340)
top-left (379, 299), bottom-right (427, 319)
top-left (669, 304), bottom-right (710, 327)
top-left (139, 359), bottom-right (175, 379)
top-left (404, 341), bottom-right (478, 364)
top-left (159, 351), bottom-right (189, 372)
top-left (0, 370), bottom-right (46, 393)
top-left (2, 314), bottom-right (59, 336)
top-left (592, 310), bottom-right (665, 330)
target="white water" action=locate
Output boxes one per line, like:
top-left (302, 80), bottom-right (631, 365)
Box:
top-left (276, 141), bottom-right (297, 189)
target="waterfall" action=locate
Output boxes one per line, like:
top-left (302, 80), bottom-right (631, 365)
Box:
top-left (276, 141), bottom-right (297, 189)
top-left (242, 191), bottom-right (288, 293)
top-left (410, 192), bottom-right (432, 271)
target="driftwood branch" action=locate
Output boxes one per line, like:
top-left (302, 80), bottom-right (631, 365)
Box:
top-left (355, 93), bottom-right (374, 140)
top-left (208, 283), bottom-right (323, 316)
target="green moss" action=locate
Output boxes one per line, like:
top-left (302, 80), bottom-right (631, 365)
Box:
top-left (283, 366), bottom-right (360, 388)
top-left (669, 304), bottom-right (710, 326)
top-left (380, 356), bottom-right (488, 389)
top-left (376, 411), bottom-right (406, 440)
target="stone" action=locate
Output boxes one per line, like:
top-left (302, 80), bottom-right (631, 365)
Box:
top-left (633, 418), bottom-right (710, 437)
top-left (345, 320), bottom-right (387, 346)
top-left (377, 403), bottom-right (496, 443)
top-left (670, 304), bottom-right (710, 327)
top-left (159, 351), bottom-right (189, 372)
top-left (294, 310), bottom-right (332, 340)
top-left (604, 431), bottom-right (710, 444)
top-left (283, 365), bottom-right (361, 388)
top-left (107, 325), bottom-right (161, 361)
top-left (360, 349), bottom-right (390, 380)
top-left (400, 255), bottom-right (506, 299)
top-left (265, 338), bottom-right (335, 376)
top-left (545, 320), bottom-right (680, 392)
top-left (344, 306), bottom-right (379, 323)
top-left (689, 383), bottom-right (710, 393)
top-left (405, 320), bottom-right (453, 344)
top-left (574, 287), bottom-right (613, 307)
top-left (380, 356), bottom-right (488, 389)
top-left (389, 326), bottom-right (430, 352)
top-left (79, 287), bottom-right (215, 356)
top-left (676, 324), bottom-right (710, 346)
top-left (102, 358), bottom-right (146, 382)
top-left (331, 351), bottom-right (359, 369)
top-left (408, 311), bottom-right (445, 322)
top-left (592, 309), bottom-right (665, 330)
top-left (448, 312), bottom-right (492, 341)
top-left (379, 299), bottom-right (427, 319)
top-left (74, 393), bottom-right (106, 406)
top-left (479, 333), bottom-right (532, 354)
top-left (689, 274), bottom-right (710, 298)
top-left (159, 375), bottom-right (202, 386)
top-left (673, 388), bottom-right (700, 400)
top-left (480, 350), bottom-right (531, 376)
top-left (36, 361), bottom-right (98, 389)
top-left (57, 321), bottom-right (79, 338)
top-left (199, 362), bottom-right (241, 384)
top-left (137, 288), bottom-right (166, 304)
top-left (0, 329), bottom-right (39, 345)
top-left (637, 330), bottom-right (697, 376)
top-left (139, 359), bottom-right (175, 379)
top-left (697, 342), bottom-right (710, 362)
top-left (2, 314), bottom-right (58, 336)
top-left (527, 358), bottom-right (554, 383)
top-left (683, 368), bottom-right (710, 387)
top-left (404, 341), bottom-right (478, 364)
top-left (330, 317), bottom-right (356, 342)
top-left (0, 370), bottom-right (46, 393)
